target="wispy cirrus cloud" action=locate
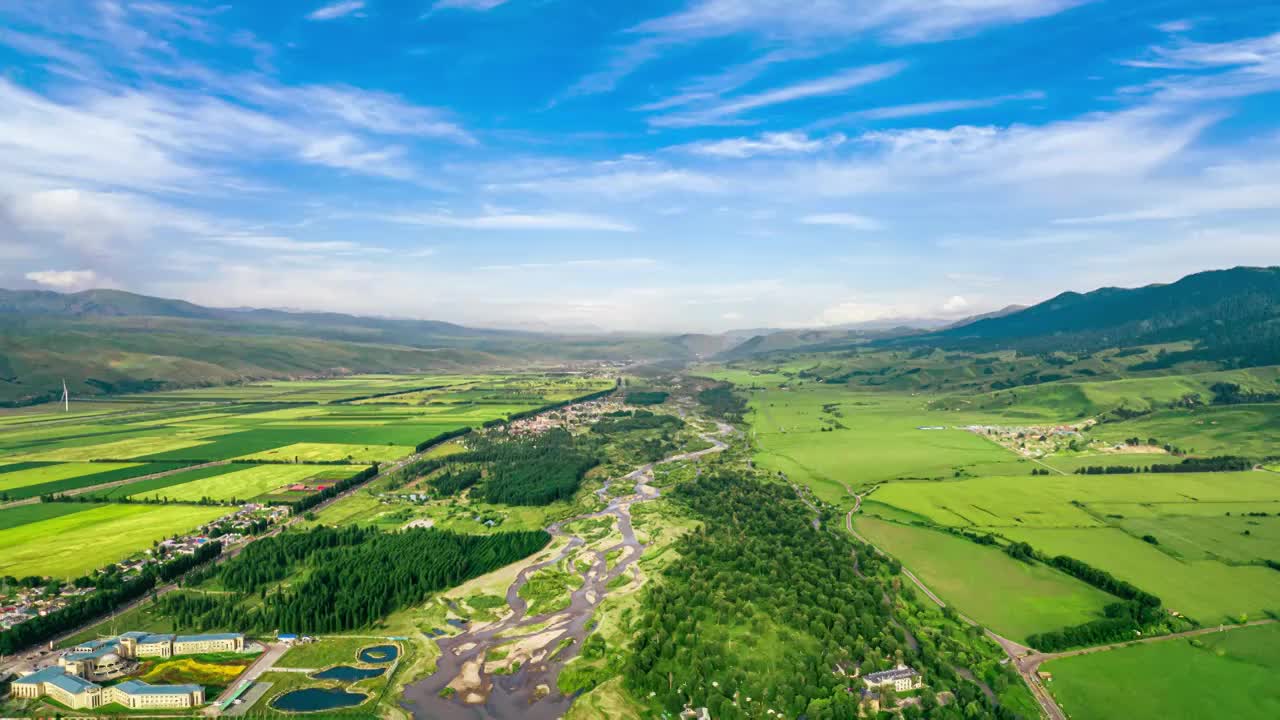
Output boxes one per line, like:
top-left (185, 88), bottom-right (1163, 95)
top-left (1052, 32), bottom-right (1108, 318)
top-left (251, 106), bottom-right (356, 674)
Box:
top-left (307, 1), bottom-right (366, 21)
top-left (650, 62), bottom-right (907, 127)
top-left (432, 0), bottom-right (511, 11)
top-left (816, 91), bottom-right (1045, 126)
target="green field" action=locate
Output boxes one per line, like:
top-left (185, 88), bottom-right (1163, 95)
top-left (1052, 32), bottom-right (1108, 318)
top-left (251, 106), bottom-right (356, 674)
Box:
top-left (0, 503), bottom-right (228, 578)
top-left (236, 442), bottom-right (414, 464)
top-left (746, 388), bottom-right (1031, 503)
top-left (85, 463), bottom-right (247, 500)
top-left (1090, 404), bottom-right (1280, 458)
top-left (853, 516), bottom-right (1113, 642)
top-left (130, 463), bottom-right (367, 502)
top-left (1114, 514), bottom-right (1280, 563)
top-left (1044, 623), bottom-right (1280, 720)
top-left (1001, 526), bottom-right (1280, 623)
top-left (0, 462), bottom-right (141, 493)
top-left (0, 502), bottom-right (107, 530)
top-left (0, 461), bottom-right (195, 500)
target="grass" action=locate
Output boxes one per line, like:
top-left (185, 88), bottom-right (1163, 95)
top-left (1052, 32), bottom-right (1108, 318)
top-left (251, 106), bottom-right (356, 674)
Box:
top-left (853, 516), bottom-right (1114, 643)
top-left (1090, 404), bottom-right (1280, 458)
top-left (1044, 623), bottom-right (1280, 720)
top-left (276, 637), bottom-right (389, 669)
top-left (518, 566), bottom-right (582, 616)
top-left (130, 463), bottom-right (366, 502)
top-left (0, 503), bottom-right (227, 578)
top-left (746, 388), bottom-right (1031, 503)
top-left (0, 461), bottom-right (140, 494)
top-left (1001, 526), bottom-right (1280, 624)
top-left (1114, 514), bottom-right (1280, 564)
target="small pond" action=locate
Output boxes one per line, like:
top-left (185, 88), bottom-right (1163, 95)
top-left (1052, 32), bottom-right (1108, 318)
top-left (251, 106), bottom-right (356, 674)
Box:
top-left (357, 644), bottom-right (399, 663)
top-left (311, 665), bottom-right (386, 682)
top-left (271, 687), bottom-right (368, 713)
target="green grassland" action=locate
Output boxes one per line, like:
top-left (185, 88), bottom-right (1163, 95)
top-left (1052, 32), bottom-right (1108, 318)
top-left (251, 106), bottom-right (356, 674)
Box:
top-left (1044, 623), bottom-right (1280, 720)
top-left (0, 503), bottom-right (228, 578)
top-left (276, 636), bottom-right (384, 668)
top-left (85, 462), bottom-right (247, 500)
top-left (853, 516), bottom-right (1113, 643)
top-left (1090, 404), bottom-right (1280, 458)
top-left (236, 441), bottom-right (413, 464)
top-left (130, 463), bottom-right (367, 502)
top-left (746, 388), bottom-right (1031, 502)
top-left (1000, 526), bottom-right (1280, 623)
top-left (0, 461), bottom-right (141, 493)
top-left (1114, 514), bottom-right (1280, 564)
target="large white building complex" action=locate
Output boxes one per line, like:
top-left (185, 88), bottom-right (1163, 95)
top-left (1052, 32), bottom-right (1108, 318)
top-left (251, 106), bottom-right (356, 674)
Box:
top-left (9, 631), bottom-right (244, 710)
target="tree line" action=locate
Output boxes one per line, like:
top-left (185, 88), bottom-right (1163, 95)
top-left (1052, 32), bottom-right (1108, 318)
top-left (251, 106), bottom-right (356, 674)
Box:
top-left (1073, 456), bottom-right (1253, 475)
top-left (157, 526), bottom-right (549, 633)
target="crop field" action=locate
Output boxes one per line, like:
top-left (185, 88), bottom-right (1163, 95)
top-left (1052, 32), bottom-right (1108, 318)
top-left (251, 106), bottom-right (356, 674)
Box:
top-left (0, 461), bottom-right (194, 501)
top-left (0, 372), bottom-right (614, 581)
top-left (1114, 514), bottom-right (1280, 563)
top-left (129, 463), bottom-right (368, 502)
top-left (1044, 623), bottom-right (1280, 720)
top-left (853, 516), bottom-right (1113, 642)
top-left (0, 503), bottom-right (228, 578)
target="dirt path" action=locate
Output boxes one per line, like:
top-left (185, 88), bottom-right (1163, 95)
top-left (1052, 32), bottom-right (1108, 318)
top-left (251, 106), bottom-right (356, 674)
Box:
top-left (400, 422), bottom-right (732, 720)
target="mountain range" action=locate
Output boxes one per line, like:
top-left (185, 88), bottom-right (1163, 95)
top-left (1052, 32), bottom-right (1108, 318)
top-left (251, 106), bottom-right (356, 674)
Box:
top-left (1, 266), bottom-right (1276, 405)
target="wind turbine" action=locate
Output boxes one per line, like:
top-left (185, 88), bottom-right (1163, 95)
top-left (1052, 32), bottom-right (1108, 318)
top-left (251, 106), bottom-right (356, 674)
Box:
top-left (62, 379), bottom-right (69, 412)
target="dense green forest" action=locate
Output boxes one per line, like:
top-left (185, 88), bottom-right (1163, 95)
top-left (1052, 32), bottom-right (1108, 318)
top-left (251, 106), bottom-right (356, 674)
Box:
top-left (626, 474), bottom-right (1021, 720)
top-left (156, 526), bottom-right (549, 633)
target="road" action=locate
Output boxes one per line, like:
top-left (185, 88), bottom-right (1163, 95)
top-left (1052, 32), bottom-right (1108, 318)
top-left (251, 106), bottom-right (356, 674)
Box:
top-left (203, 641), bottom-right (288, 716)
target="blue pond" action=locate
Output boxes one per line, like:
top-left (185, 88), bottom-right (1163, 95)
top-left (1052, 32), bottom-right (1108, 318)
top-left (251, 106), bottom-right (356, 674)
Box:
top-left (357, 644), bottom-right (399, 664)
top-left (271, 687), bottom-right (368, 712)
top-left (312, 665), bottom-right (386, 682)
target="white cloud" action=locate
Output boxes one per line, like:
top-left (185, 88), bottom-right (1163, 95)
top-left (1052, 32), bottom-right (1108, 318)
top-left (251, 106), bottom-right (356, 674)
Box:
top-left (382, 211), bottom-right (636, 232)
top-left (477, 257), bottom-right (657, 271)
top-left (942, 295), bottom-right (969, 313)
top-left (1120, 31), bottom-right (1280, 102)
top-left (679, 132), bottom-right (846, 158)
top-left (300, 136), bottom-right (416, 180)
top-left (307, 1), bottom-right (366, 21)
top-left (1156, 19), bottom-right (1194, 33)
top-left (25, 269), bottom-right (100, 290)
top-left (5, 188), bottom-right (203, 252)
top-left (799, 213), bottom-right (883, 230)
top-left (498, 168), bottom-right (724, 198)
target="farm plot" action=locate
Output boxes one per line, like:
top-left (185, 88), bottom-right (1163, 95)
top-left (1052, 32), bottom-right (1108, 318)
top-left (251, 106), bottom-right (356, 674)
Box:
top-left (1090, 404), bottom-right (1280, 458)
top-left (236, 442), bottom-right (413, 464)
top-left (131, 464), bottom-right (368, 502)
top-left (0, 503), bottom-right (228, 578)
top-left (1044, 622), bottom-right (1280, 720)
top-left (0, 502), bottom-right (107, 530)
top-left (0, 462), bottom-right (193, 501)
top-left (853, 516), bottom-right (1112, 643)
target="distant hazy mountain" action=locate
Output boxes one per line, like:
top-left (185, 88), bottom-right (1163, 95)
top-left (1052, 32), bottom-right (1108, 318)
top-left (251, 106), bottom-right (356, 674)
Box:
top-left (938, 304), bottom-right (1029, 331)
top-left (0, 288), bottom-right (678, 406)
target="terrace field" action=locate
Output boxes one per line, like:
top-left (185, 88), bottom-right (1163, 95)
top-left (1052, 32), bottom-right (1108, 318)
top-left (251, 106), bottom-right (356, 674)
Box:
top-left (1044, 623), bottom-right (1280, 720)
top-left (0, 503), bottom-right (227, 578)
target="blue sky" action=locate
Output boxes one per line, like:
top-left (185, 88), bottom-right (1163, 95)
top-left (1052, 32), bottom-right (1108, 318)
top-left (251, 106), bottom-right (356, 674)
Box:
top-left (1, 0), bottom-right (1278, 332)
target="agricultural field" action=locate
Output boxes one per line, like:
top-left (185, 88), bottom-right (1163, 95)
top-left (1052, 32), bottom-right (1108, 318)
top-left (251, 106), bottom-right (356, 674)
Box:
top-left (0, 503), bottom-right (228, 578)
top-left (129, 463), bottom-right (367, 502)
top-left (853, 516), bottom-right (1113, 643)
top-left (1044, 623), bottom-right (1280, 720)
top-left (0, 372), bottom-right (614, 582)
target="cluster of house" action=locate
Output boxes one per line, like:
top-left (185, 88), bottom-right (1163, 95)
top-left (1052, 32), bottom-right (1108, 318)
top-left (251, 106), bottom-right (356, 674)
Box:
top-left (506, 398), bottom-right (622, 437)
top-left (0, 585), bottom-right (98, 632)
top-left (965, 423), bottom-right (1088, 458)
top-left (9, 631), bottom-right (245, 710)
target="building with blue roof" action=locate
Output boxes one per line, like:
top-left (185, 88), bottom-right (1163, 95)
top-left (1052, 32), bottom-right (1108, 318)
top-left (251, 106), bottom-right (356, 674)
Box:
top-left (13, 665), bottom-right (207, 709)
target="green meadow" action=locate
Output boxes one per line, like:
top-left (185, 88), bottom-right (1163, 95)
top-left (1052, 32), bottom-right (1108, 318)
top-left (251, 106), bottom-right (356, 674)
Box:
top-left (1044, 623), bottom-right (1280, 720)
top-left (129, 463), bottom-right (367, 502)
top-left (853, 516), bottom-right (1113, 643)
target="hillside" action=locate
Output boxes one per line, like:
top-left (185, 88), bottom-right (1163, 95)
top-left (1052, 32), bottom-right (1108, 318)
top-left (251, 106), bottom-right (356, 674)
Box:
top-left (927, 267), bottom-right (1280, 362)
top-left (0, 289), bottom-right (684, 406)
